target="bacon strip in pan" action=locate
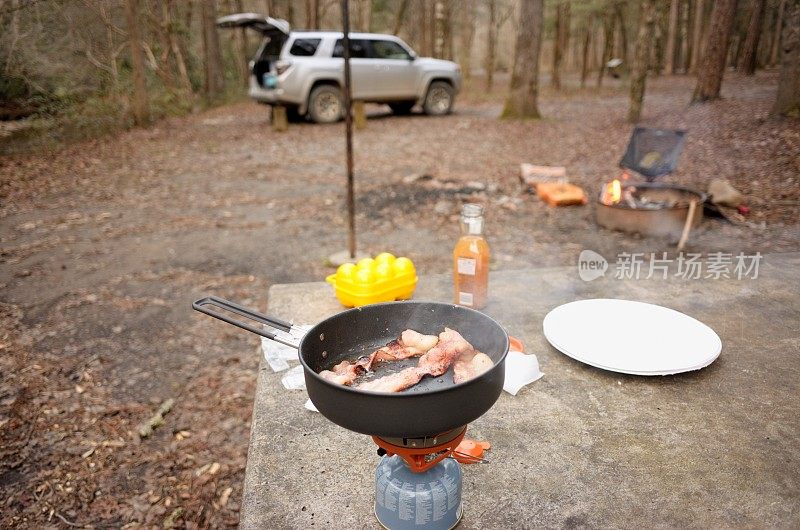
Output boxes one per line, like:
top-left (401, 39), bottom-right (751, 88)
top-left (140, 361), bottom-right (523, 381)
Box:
top-left (372, 330), bottom-right (439, 363)
top-left (452, 349), bottom-right (493, 384)
top-left (354, 366), bottom-right (425, 393)
top-left (318, 329), bottom-right (438, 386)
top-left (354, 328), bottom-right (476, 393)
top-left (318, 356), bottom-right (375, 386)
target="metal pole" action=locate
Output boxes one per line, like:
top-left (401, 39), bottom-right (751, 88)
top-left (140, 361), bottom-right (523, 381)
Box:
top-left (341, 0), bottom-right (356, 259)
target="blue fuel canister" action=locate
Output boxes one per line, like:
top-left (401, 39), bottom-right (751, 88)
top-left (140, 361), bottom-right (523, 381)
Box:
top-left (375, 455), bottom-right (463, 530)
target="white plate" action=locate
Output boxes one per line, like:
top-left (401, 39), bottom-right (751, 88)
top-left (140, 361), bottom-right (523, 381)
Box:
top-left (543, 299), bottom-right (722, 376)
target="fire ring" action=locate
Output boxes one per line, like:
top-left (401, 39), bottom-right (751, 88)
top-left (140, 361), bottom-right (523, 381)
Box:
top-left (596, 181), bottom-right (707, 238)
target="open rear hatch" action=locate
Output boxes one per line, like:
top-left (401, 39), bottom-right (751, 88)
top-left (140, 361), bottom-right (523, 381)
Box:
top-left (217, 13), bottom-right (290, 89)
top-left (215, 13), bottom-right (290, 35)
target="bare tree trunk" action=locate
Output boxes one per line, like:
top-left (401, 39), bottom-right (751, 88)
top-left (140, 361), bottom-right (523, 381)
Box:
top-left (738, 0), bottom-right (766, 73)
top-left (565, 3), bottom-right (572, 67)
top-left (306, 0), bottom-right (321, 29)
top-left (771, 0), bottom-right (800, 116)
top-left (680, 0), bottom-right (690, 71)
top-left (581, 23), bottom-right (591, 88)
top-left (4, 0), bottom-right (21, 72)
top-left (597, 12), bottom-right (615, 87)
top-left (690, 0), bottom-right (705, 72)
top-left (458, 0), bottom-right (476, 78)
top-left (629, 0), bottom-right (656, 122)
top-left (165, 0), bottom-right (192, 93)
top-left (237, 0), bottom-right (250, 85)
top-left (759, 8), bottom-right (772, 67)
top-left (485, 0), bottom-right (496, 90)
top-left (394, 0), bottom-right (410, 34)
top-left (614, 2), bottom-right (628, 64)
top-left (106, 21), bottom-right (121, 95)
top-left (184, 1), bottom-right (194, 39)
top-left (428, 0), bottom-right (437, 56)
top-left (445, 1), bottom-right (455, 59)
top-left (594, 18), bottom-right (604, 70)
top-left (590, 18), bottom-right (599, 69)
top-left (665, 0), bottom-right (680, 73)
top-left (770, 0), bottom-right (786, 65)
top-left (552, 1), bottom-right (570, 89)
top-left (434, 0), bottom-right (444, 57)
top-left (729, 32), bottom-right (741, 67)
top-left (444, 0), bottom-right (455, 60)
top-left (552, 2), bottom-right (563, 89)
top-left (225, 0), bottom-right (249, 86)
top-left (651, 1), bottom-right (668, 74)
top-left (366, 0), bottom-right (372, 31)
top-left (125, 0), bottom-right (150, 126)
top-left (420, 0), bottom-right (430, 55)
top-left (568, 17), bottom-right (579, 70)
top-left (692, 0), bottom-right (738, 102)
top-left (502, 0), bottom-right (544, 119)
top-left (153, 2), bottom-right (177, 91)
top-left (201, 0), bottom-right (225, 100)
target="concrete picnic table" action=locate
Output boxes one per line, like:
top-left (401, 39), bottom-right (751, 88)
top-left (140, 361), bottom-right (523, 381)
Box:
top-left (239, 253), bottom-right (799, 529)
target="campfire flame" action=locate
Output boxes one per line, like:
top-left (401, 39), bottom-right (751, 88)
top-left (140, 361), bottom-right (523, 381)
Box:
top-left (601, 179), bottom-right (622, 205)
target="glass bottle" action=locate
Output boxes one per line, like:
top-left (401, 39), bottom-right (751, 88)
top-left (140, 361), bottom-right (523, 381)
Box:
top-left (453, 203), bottom-right (490, 309)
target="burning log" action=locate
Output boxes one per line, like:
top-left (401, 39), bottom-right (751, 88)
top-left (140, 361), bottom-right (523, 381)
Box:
top-left (601, 179), bottom-right (681, 209)
top-left (600, 179), bottom-right (622, 205)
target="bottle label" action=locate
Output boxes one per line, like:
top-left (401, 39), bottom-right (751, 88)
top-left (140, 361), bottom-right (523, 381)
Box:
top-left (456, 258), bottom-right (476, 276)
top-left (458, 292), bottom-right (474, 306)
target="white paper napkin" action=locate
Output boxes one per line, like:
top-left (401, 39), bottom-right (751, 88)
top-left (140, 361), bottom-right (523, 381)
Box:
top-left (261, 324), bottom-right (312, 372)
top-left (280, 365), bottom-right (306, 390)
top-left (503, 350), bottom-right (544, 395)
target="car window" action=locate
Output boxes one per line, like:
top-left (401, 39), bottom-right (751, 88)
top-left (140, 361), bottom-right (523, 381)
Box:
top-left (332, 39), bottom-right (369, 58)
top-left (289, 38), bottom-right (321, 57)
top-left (370, 40), bottom-right (411, 60)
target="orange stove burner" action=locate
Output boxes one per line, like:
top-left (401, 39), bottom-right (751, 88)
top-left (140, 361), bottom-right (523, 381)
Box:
top-left (372, 427), bottom-right (468, 473)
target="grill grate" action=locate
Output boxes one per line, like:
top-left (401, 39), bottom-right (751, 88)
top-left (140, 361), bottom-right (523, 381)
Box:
top-left (619, 127), bottom-right (686, 181)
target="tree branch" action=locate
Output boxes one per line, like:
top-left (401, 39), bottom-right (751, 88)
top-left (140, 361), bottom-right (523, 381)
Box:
top-left (84, 47), bottom-right (115, 74)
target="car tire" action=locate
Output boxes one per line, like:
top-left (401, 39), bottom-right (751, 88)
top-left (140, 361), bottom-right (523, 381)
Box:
top-left (389, 101), bottom-right (415, 115)
top-left (422, 81), bottom-right (454, 116)
top-left (308, 84), bottom-right (344, 124)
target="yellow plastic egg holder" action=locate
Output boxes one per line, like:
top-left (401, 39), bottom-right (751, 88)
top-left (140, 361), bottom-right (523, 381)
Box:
top-left (326, 253), bottom-right (418, 307)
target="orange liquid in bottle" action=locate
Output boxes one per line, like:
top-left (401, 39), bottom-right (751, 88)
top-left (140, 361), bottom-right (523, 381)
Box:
top-left (453, 235), bottom-right (490, 309)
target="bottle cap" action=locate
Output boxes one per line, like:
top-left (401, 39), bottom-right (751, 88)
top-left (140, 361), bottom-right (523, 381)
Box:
top-left (461, 203), bottom-right (484, 217)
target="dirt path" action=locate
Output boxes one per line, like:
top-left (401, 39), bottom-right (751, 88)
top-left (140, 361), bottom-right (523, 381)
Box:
top-left (1, 72), bottom-right (798, 527)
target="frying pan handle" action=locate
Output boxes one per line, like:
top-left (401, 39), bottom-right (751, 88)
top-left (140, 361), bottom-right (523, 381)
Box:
top-left (192, 295), bottom-right (300, 349)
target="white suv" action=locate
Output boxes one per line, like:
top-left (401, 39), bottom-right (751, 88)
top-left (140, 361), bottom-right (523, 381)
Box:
top-left (217, 14), bottom-right (462, 123)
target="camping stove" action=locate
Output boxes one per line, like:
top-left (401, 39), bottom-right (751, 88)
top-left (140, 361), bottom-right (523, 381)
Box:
top-left (372, 427), bottom-right (467, 530)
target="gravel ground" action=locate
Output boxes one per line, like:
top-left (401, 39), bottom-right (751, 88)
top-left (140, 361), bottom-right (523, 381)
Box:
top-left (1, 71), bottom-right (798, 528)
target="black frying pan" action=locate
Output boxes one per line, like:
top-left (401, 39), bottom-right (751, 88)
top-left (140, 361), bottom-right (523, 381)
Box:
top-left (192, 297), bottom-right (509, 438)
